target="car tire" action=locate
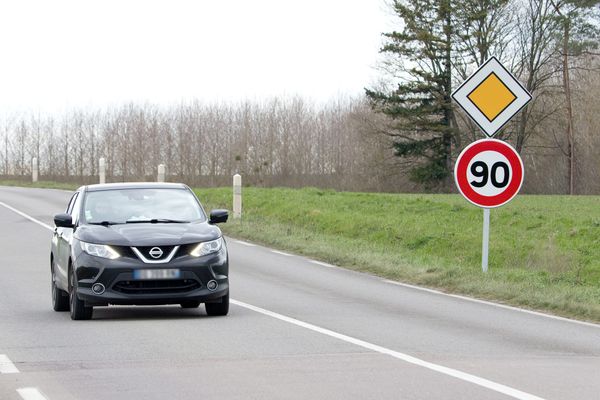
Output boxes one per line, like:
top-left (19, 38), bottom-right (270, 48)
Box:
top-left (180, 300), bottom-right (201, 308)
top-left (205, 292), bottom-right (229, 316)
top-left (69, 267), bottom-right (93, 320)
top-left (51, 263), bottom-right (69, 312)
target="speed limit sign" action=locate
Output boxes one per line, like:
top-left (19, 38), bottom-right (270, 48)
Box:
top-left (454, 138), bottom-right (524, 208)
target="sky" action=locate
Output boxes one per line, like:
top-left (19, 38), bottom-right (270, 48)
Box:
top-left (0, 0), bottom-right (393, 114)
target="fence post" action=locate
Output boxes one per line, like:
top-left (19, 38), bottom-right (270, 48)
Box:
top-left (157, 164), bottom-right (166, 182)
top-left (233, 174), bottom-right (242, 219)
top-left (32, 157), bottom-right (38, 182)
top-left (99, 157), bottom-right (106, 184)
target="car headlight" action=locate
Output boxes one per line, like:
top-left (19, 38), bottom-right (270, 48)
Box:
top-left (190, 237), bottom-right (223, 257)
top-left (81, 242), bottom-right (120, 259)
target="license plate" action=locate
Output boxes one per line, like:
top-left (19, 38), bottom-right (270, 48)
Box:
top-left (133, 269), bottom-right (181, 280)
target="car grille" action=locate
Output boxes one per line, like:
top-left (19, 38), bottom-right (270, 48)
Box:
top-left (113, 279), bottom-right (200, 295)
top-left (116, 247), bottom-right (138, 259)
top-left (133, 245), bottom-right (177, 261)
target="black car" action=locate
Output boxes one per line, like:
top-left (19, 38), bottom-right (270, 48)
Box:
top-left (50, 182), bottom-right (230, 320)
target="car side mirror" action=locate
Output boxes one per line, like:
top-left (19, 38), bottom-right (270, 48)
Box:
top-left (209, 209), bottom-right (228, 224)
top-left (54, 213), bottom-right (74, 228)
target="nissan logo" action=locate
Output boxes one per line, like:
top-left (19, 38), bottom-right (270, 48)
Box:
top-left (149, 247), bottom-right (163, 259)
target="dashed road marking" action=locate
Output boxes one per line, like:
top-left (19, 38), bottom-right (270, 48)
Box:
top-left (310, 260), bottom-right (336, 268)
top-left (0, 354), bottom-right (19, 374)
top-left (232, 239), bottom-right (256, 247)
top-left (271, 250), bottom-right (293, 257)
top-left (17, 388), bottom-right (48, 400)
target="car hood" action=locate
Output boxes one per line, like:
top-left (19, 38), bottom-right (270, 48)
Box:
top-left (75, 222), bottom-right (222, 246)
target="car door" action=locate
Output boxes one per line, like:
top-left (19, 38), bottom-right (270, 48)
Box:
top-left (55, 192), bottom-right (79, 287)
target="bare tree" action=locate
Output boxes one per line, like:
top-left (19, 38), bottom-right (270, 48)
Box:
top-left (510, 0), bottom-right (562, 152)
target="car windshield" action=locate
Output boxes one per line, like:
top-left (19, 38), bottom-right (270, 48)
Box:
top-left (83, 188), bottom-right (205, 224)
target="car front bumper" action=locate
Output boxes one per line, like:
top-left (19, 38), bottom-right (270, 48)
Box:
top-left (73, 247), bottom-right (229, 306)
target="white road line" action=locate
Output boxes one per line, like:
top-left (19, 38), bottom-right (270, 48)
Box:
top-left (310, 260), bottom-right (336, 268)
top-left (232, 239), bottom-right (256, 247)
top-left (17, 388), bottom-right (48, 400)
top-left (0, 201), bottom-right (53, 231)
top-left (232, 299), bottom-right (545, 400)
top-left (0, 354), bottom-right (19, 374)
top-left (381, 280), bottom-right (600, 329)
top-left (271, 250), bottom-right (293, 257)
top-left (0, 199), bottom-right (597, 330)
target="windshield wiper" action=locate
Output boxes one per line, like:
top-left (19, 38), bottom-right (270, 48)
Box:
top-left (125, 218), bottom-right (190, 224)
top-left (88, 221), bottom-right (122, 226)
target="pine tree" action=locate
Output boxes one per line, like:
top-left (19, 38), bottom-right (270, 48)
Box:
top-left (366, 0), bottom-right (459, 187)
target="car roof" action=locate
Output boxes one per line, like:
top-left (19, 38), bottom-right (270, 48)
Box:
top-left (83, 182), bottom-right (189, 192)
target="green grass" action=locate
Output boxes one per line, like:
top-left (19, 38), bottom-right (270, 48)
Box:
top-left (2, 180), bottom-right (599, 322)
top-left (194, 187), bottom-right (600, 323)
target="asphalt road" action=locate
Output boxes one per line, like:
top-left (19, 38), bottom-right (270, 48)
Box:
top-left (0, 185), bottom-right (598, 400)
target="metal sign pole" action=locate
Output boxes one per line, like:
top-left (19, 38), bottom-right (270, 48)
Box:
top-left (482, 208), bottom-right (490, 273)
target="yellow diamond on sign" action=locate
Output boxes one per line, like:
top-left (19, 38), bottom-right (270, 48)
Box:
top-left (467, 72), bottom-right (516, 122)
top-left (452, 57), bottom-right (531, 137)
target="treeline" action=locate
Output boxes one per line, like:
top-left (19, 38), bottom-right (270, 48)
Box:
top-left (0, 98), bottom-right (399, 191)
top-left (0, 86), bottom-right (598, 194)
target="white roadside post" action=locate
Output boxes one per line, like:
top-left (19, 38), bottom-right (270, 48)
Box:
top-left (157, 164), bottom-right (165, 183)
top-left (31, 157), bottom-right (38, 182)
top-left (233, 174), bottom-right (242, 219)
top-left (99, 157), bottom-right (106, 184)
top-left (452, 57), bottom-right (530, 273)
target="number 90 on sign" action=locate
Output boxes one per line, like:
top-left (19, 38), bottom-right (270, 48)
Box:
top-left (468, 152), bottom-right (511, 196)
top-left (455, 139), bottom-right (524, 208)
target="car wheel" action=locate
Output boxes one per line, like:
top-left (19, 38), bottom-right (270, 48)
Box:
top-left (51, 262), bottom-right (69, 312)
top-left (69, 267), bottom-right (93, 320)
top-left (205, 293), bottom-right (229, 316)
top-left (180, 301), bottom-right (201, 308)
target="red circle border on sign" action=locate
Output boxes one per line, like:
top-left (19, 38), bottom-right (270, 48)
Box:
top-left (454, 138), bottom-right (524, 208)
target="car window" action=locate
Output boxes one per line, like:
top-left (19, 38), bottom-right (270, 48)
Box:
top-left (83, 188), bottom-right (206, 224)
top-left (66, 192), bottom-right (78, 214)
top-left (70, 192), bottom-right (82, 222)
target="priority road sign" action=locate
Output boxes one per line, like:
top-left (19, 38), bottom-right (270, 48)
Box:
top-left (452, 57), bottom-right (531, 138)
top-left (454, 138), bottom-right (524, 209)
